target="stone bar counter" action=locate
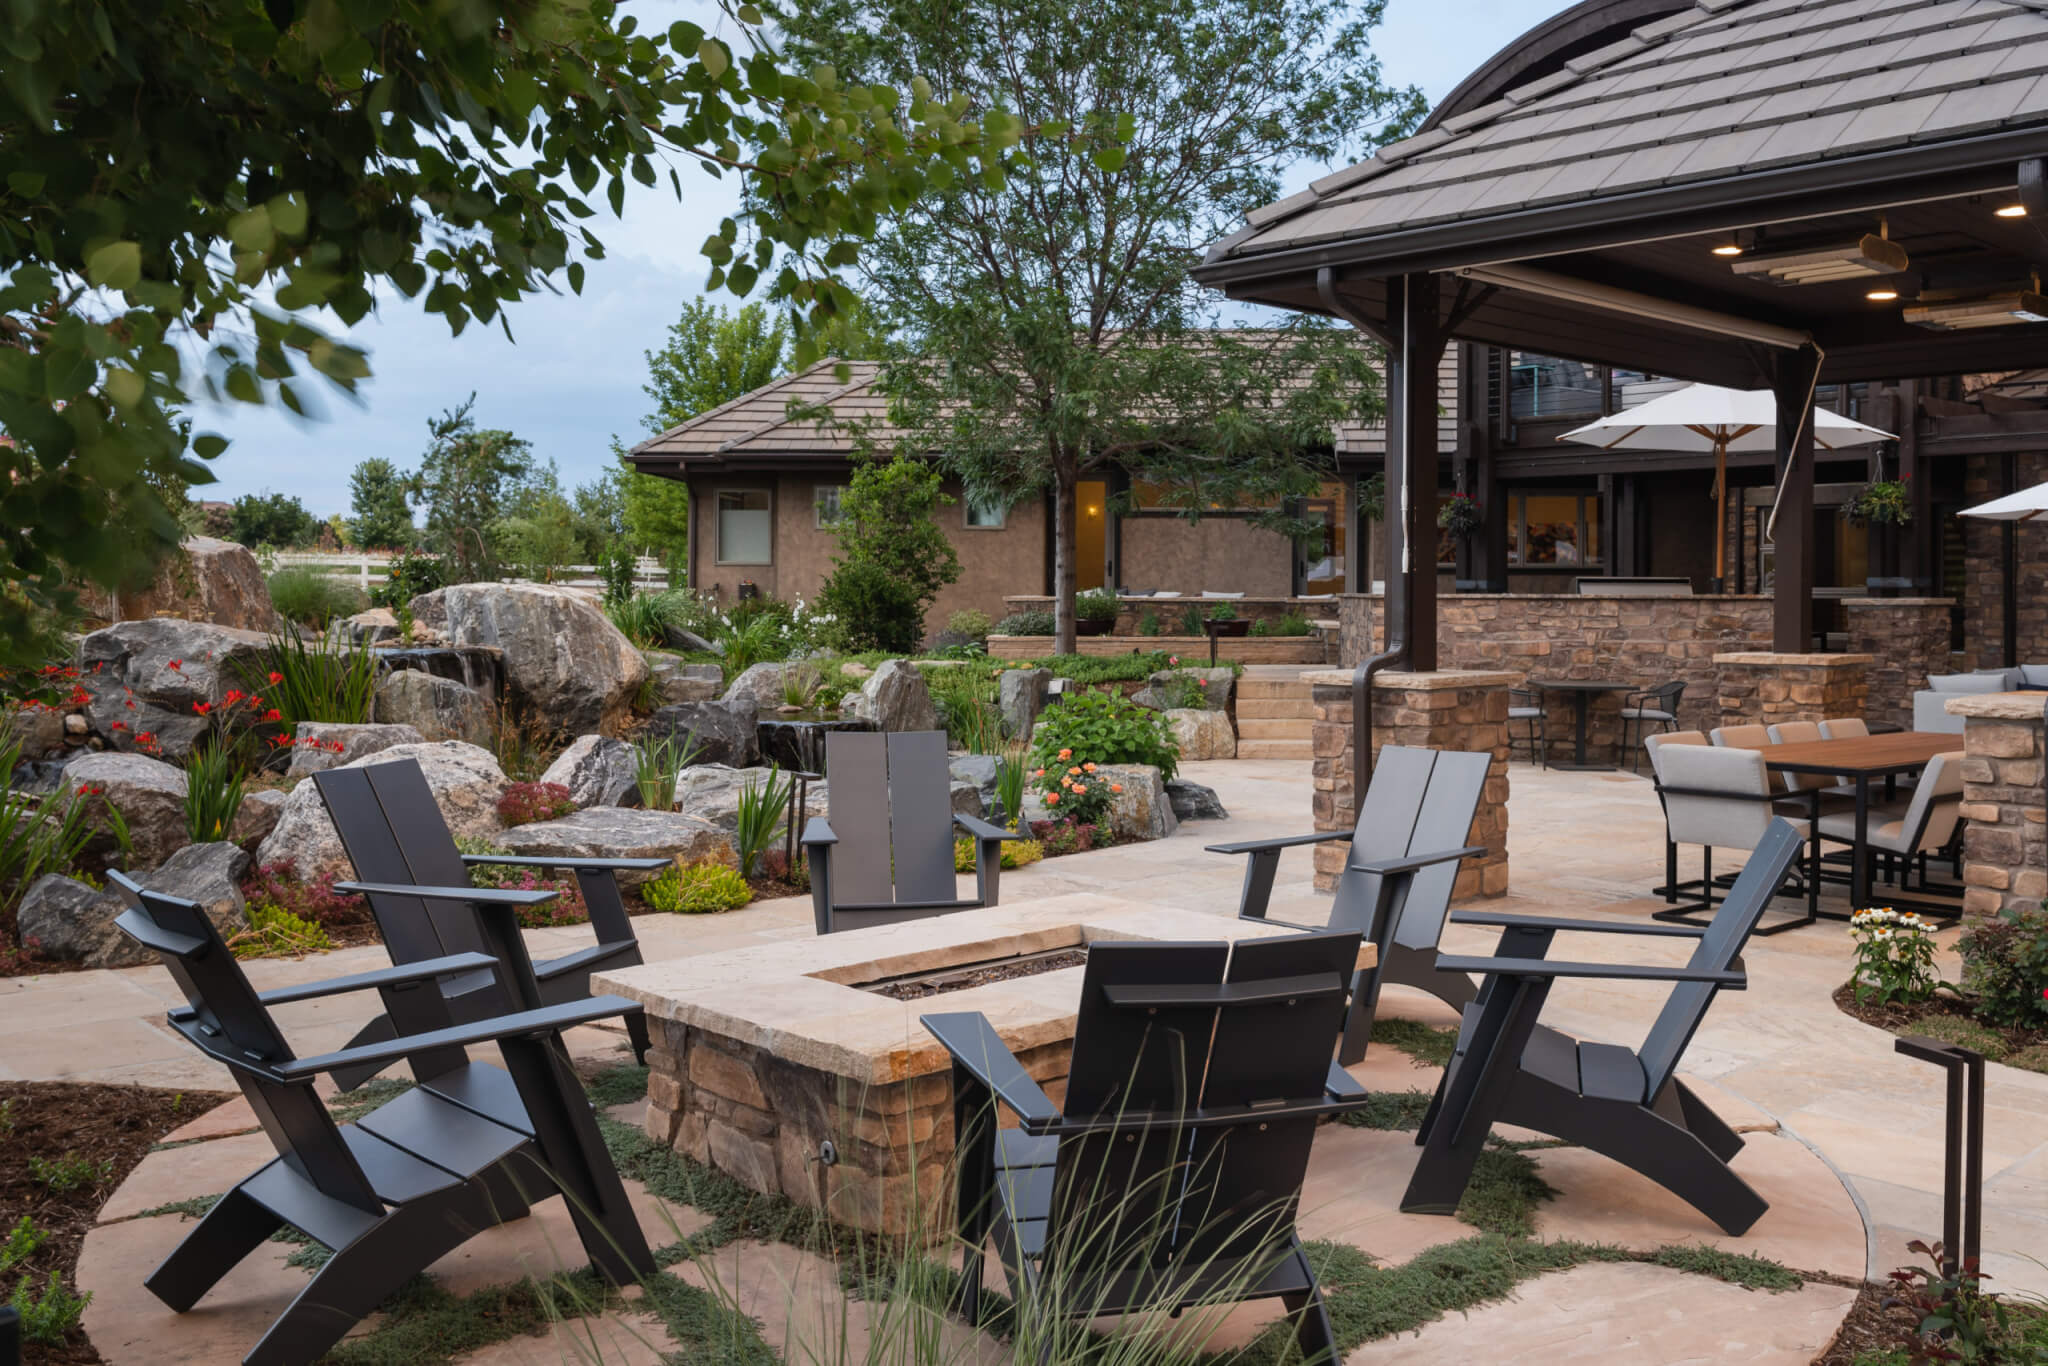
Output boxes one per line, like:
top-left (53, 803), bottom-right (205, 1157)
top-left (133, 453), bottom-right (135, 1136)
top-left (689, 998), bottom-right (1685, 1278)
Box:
top-left (1713, 653), bottom-right (1871, 729)
top-left (1948, 691), bottom-right (2048, 918)
top-left (1303, 668), bottom-right (1514, 899)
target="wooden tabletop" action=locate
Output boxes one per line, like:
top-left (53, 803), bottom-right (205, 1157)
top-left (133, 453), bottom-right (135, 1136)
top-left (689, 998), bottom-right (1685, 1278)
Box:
top-left (1760, 731), bottom-right (1962, 775)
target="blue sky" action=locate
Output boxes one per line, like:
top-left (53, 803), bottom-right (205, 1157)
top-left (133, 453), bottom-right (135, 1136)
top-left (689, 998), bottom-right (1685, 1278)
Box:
top-left (200, 0), bottom-right (1573, 516)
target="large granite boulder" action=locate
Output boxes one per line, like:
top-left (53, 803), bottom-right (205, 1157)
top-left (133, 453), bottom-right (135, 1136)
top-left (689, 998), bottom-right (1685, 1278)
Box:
top-left (674, 764), bottom-right (827, 831)
top-left (408, 583), bottom-right (647, 735)
top-left (255, 740), bottom-right (508, 878)
top-left (538, 735), bottom-right (639, 808)
top-left (77, 618), bottom-right (277, 760)
top-left (371, 669), bottom-right (491, 746)
top-left (146, 841), bottom-right (253, 940)
top-left (283, 721), bottom-right (424, 778)
top-left (229, 788), bottom-right (289, 849)
top-left (1133, 665), bottom-right (1234, 712)
top-left (841, 660), bottom-right (940, 733)
top-left (1165, 779), bottom-right (1229, 822)
top-left (5, 705), bottom-right (66, 761)
top-left (647, 698), bottom-right (758, 769)
top-left (495, 808), bottom-right (737, 888)
top-left (63, 751), bottom-right (188, 870)
top-left (95, 537), bottom-right (277, 633)
top-left (721, 662), bottom-right (813, 711)
top-left (949, 755), bottom-right (1004, 821)
top-left (998, 668), bottom-right (1051, 740)
top-left (1165, 708), bottom-right (1235, 761)
top-left (1096, 764), bottom-right (1178, 843)
top-left (15, 875), bottom-right (147, 968)
top-left (335, 607), bottom-right (401, 646)
top-left (643, 653), bottom-right (721, 706)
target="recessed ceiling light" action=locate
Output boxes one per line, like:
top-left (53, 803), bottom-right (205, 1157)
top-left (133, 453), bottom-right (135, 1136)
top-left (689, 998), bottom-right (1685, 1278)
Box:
top-left (1866, 288), bottom-right (1899, 301)
top-left (1711, 243), bottom-right (1744, 257)
top-left (1996, 204), bottom-right (2028, 219)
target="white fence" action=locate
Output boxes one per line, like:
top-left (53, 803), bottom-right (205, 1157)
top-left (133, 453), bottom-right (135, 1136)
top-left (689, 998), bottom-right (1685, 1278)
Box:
top-left (269, 550), bottom-right (672, 596)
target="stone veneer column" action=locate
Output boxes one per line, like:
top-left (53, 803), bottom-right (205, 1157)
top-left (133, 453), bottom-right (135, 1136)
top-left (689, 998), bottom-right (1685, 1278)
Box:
top-left (1335, 593), bottom-right (1381, 668)
top-left (1713, 653), bottom-right (1870, 729)
top-left (1948, 693), bottom-right (2047, 919)
top-left (1841, 598), bottom-right (1955, 730)
top-left (1305, 668), bottom-right (1515, 898)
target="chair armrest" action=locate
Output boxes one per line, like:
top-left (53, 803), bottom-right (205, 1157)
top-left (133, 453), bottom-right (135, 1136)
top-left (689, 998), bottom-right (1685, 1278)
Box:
top-left (802, 816), bottom-right (837, 848)
top-left (1325, 1061), bottom-right (1368, 1104)
top-left (1434, 955), bottom-right (1747, 987)
top-left (275, 995), bottom-right (642, 1081)
top-left (330, 881), bottom-right (559, 907)
top-left (462, 854), bottom-right (672, 873)
top-left (1237, 914), bottom-right (1324, 932)
top-left (251, 952), bottom-right (499, 1007)
top-left (953, 812), bottom-right (1009, 843)
top-left (921, 1011), bottom-right (1060, 1129)
top-left (1449, 911), bottom-right (1706, 938)
top-left (1204, 830), bottom-right (1349, 856)
top-left (1351, 844), bottom-right (1486, 878)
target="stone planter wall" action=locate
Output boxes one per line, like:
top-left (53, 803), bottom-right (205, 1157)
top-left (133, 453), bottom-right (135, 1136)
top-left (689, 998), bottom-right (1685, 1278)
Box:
top-left (1950, 695), bottom-right (2047, 919)
top-left (1713, 653), bottom-right (1870, 729)
top-left (1842, 598), bottom-right (1956, 729)
top-left (986, 634), bottom-right (1325, 664)
top-left (1303, 668), bottom-right (1514, 899)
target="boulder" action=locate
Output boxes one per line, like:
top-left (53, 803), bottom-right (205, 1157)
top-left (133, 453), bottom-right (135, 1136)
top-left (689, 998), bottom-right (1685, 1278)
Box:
top-left (840, 661), bottom-right (874, 682)
top-left (284, 721), bottom-right (425, 778)
top-left (998, 668), bottom-right (1052, 739)
top-left (538, 735), bottom-right (639, 808)
top-left (145, 841), bottom-right (253, 941)
top-left (15, 874), bottom-right (147, 969)
top-left (1165, 708), bottom-right (1236, 761)
top-left (495, 808), bottom-right (737, 888)
top-left (1134, 665), bottom-right (1235, 712)
top-left (5, 705), bottom-right (67, 761)
top-left (841, 660), bottom-right (940, 733)
top-left (643, 653), bottom-right (722, 706)
top-left (949, 755), bottom-right (1004, 821)
top-left (63, 751), bottom-right (188, 870)
top-left (255, 740), bottom-right (508, 879)
top-left (950, 780), bottom-right (985, 820)
top-left (77, 618), bottom-right (278, 760)
top-left (408, 583), bottom-right (647, 735)
top-left (372, 669), bottom-right (492, 746)
top-left (96, 537), bottom-right (277, 633)
top-left (647, 698), bottom-right (758, 769)
top-left (335, 607), bottom-right (401, 646)
top-left (721, 662), bottom-right (813, 711)
top-left (1096, 764), bottom-right (1178, 843)
top-left (1165, 779), bottom-right (1229, 823)
top-left (230, 788), bottom-right (289, 849)
top-left (660, 624), bottom-right (717, 654)
top-left (674, 764), bottom-right (827, 831)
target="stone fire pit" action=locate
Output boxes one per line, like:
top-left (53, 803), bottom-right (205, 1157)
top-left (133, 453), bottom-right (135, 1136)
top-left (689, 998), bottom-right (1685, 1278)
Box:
top-left (594, 896), bottom-right (1366, 1235)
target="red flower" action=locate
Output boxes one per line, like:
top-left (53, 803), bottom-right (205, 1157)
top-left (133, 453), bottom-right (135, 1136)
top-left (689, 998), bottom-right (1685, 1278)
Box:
top-left (267, 671), bottom-right (283, 685)
top-left (124, 699), bottom-right (136, 709)
top-left (166, 659), bottom-right (182, 671)
top-left (268, 735), bottom-right (296, 749)
top-left (111, 721), bottom-right (127, 731)
top-left (223, 689), bottom-right (245, 706)
top-left (328, 740), bottom-right (347, 752)
top-left (192, 701), bottom-right (212, 716)
top-left (247, 695), bottom-right (264, 710)
top-left (263, 708), bottom-right (282, 723)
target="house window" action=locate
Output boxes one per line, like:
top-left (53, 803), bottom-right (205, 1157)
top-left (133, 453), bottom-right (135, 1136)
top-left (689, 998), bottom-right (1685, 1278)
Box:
top-left (1507, 492), bottom-right (1601, 565)
top-left (964, 491), bottom-right (1007, 529)
top-left (716, 490), bottom-right (772, 564)
top-left (814, 484), bottom-right (847, 529)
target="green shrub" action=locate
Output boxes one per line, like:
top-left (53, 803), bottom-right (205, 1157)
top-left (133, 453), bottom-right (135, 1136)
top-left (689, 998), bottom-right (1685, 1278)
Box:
top-left (2, 738), bottom-right (123, 929)
top-left (817, 457), bottom-right (960, 651)
top-left (244, 631), bottom-right (378, 726)
top-left (993, 610), bottom-right (1055, 636)
top-left (228, 903), bottom-right (335, 959)
top-left (817, 560), bottom-right (924, 653)
top-left (643, 860), bottom-right (753, 913)
top-left (926, 666), bottom-right (1004, 753)
top-left (369, 547), bottom-right (447, 609)
top-left (995, 753), bottom-right (1028, 830)
top-left (10, 1270), bottom-right (91, 1346)
top-left (735, 767), bottom-right (793, 878)
top-left (1137, 610), bottom-right (1161, 636)
top-left (184, 744), bottom-right (246, 844)
top-left (716, 612), bottom-right (792, 673)
top-left (1177, 602), bottom-right (1205, 634)
top-left (1273, 606), bottom-right (1313, 636)
top-left (1074, 588), bottom-right (1120, 622)
top-left (1028, 689), bottom-right (1180, 781)
top-left (27, 1153), bottom-right (111, 1194)
top-left (1158, 671), bottom-right (1212, 709)
top-left (1011, 650), bottom-right (1204, 685)
top-left (954, 837), bottom-right (1044, 871)
top-left (1960, 904), bottom-right (2048, 1029)
top-left (633, 731), bottom-right (700, 811)
top-left (946, 609), bottom-right (993, 641)
top-left (267, 566), bottom-right (366, 630)
top-left (1207, 600), bottom-right (1239, 621)
top-left (0, 1215), bottom-right (47, 1273)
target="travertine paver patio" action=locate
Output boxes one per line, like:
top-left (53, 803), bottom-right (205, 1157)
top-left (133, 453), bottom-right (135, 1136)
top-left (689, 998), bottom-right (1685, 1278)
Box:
top-left (10, 758), bottom-right (2048, 1362)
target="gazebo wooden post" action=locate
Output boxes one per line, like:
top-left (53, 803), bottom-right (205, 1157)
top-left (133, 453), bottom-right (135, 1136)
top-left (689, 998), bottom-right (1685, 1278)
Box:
top-left (1386, 271), bottom-right (1446, 671)
top-left (1771, 348), bottom-right (1822, 653)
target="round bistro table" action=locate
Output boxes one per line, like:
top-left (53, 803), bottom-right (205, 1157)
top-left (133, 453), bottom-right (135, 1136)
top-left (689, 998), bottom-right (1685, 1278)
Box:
top-left (1526, 678), bottom-right (1635, 771)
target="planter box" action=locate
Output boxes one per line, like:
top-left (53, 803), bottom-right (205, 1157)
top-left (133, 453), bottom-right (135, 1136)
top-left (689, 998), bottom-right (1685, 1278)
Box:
top-left (986, 634), bottom-right (1324, 664)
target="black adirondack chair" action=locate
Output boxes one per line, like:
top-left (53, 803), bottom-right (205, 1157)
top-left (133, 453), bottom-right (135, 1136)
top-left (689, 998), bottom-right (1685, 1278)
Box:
top-left (1401, 818), bottom-right (1806, 1237)
top-left (1207, 745), bottom-right (1489, 1065)
top-left (314, 760), bottom-right (666, 1085)
top-left (802, 730), bottom-right (1009, 935)
top-left (107, 875), bottom-right (656, 1366)
top-left (925, 930), bottom-right (1372, 1366)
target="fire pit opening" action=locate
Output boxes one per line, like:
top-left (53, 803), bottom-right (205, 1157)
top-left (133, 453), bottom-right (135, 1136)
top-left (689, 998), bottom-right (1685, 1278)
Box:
top-left (856, 946), bottom-right (1088, 1001)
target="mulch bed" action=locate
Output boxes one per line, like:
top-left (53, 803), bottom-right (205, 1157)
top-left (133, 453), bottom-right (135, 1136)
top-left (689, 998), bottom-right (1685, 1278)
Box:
top-left (1831, 982), bottom-right (2048, 1064)
top-left (1814, 1280), bottom-right (1906, 1365)
top-left (1, 1081), bottom-right (226, 1365)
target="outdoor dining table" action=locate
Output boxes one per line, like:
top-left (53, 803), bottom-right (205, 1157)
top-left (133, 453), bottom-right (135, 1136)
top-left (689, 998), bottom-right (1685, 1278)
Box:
top-left (1760, 731), bottom-right (1960, 914)
top-left (1526, 678), bottom-right (1635, 771)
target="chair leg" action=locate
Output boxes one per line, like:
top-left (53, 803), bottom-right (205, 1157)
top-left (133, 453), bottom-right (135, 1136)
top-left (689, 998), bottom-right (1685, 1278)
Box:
top-left (1660, 1078), bottom-right (1745, 1164)
top-left (1512, 1090), bottom-right (1768, 1238)
top-left (625, 1009), bottom-right (652, 1067)
top-left (1279, 1255), bottom-right (1339, 1366)
top-left (143, 1185), bottom-right (285, 1313)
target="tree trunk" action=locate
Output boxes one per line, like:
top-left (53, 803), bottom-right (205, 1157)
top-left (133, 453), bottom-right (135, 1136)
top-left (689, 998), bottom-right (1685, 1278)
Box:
top-left (1052, 456), bottom-right (1078, 655)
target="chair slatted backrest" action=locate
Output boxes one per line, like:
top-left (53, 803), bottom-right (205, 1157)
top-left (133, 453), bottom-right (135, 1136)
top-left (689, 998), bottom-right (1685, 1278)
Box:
top-left (1328, 745), bottom-right (1435, 938)
top-left (823, 731), bottom-right (956, 906)
top-left (1388, 751), bottom-right (1490, 953)
top-left (110, 875), bottom-right (384, 1215)
top-left (1049, 941), bottom-right (1229, 1283)
top-left (1636, 820), bottom-right (1802, 1100)
top-left (315, 763), bottom-right (489, 961)
top-left (1182, 931), bottom-right (1360, 1263)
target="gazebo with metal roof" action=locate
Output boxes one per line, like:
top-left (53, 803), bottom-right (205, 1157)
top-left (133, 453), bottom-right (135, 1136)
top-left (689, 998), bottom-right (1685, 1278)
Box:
top-left (1194, 0), bottom-right (2048, 668)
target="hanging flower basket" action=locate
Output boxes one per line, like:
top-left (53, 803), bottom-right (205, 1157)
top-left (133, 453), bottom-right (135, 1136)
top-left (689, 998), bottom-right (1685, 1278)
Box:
top-left (1848, 477), bottom-right (1911, 526)
top-left (1437, 492), bottom-right (1481, 538)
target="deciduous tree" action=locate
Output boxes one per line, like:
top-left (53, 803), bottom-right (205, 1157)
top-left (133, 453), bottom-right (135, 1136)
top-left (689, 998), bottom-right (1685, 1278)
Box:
top-left (410, 397), bottom-right (533, 582)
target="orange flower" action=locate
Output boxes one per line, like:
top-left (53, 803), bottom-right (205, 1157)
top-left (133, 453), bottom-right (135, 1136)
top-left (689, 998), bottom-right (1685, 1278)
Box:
top-left (1033, 768), bottom-right (1046, 777)
top-left (1110, 783), bottom-right (1124, 794)
top-left (1057, 748), bottom-right (1072, 760)
top-left (1045, 791), bottom-right (1060, 805)
top-left (1083, 762), bottom-right (1097, 772)
top-left (1067, 766), bottom-right (1081, 775)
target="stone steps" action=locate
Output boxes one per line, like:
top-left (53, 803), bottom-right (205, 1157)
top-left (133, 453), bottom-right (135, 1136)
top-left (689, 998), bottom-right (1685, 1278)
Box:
top-left (1237, 678), bottom-right (1314, 701)
top-left (1235, 697), bottom-right (1316, 720)
top-left (1236, 717), bottom-right (1314, 740)
top-left (1236, 738), bottom-right (1313, 760)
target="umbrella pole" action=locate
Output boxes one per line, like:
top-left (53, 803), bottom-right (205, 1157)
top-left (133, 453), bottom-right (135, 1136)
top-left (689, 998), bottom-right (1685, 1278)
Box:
top-left (1713, 441), bottom-right (1728, 592)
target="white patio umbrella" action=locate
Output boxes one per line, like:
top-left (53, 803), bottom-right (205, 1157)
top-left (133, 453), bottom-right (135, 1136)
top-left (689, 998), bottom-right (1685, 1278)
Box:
top-left (1559, 383), bottom-right (1895, 583)
top-left (1959, 482), bottom-right (2048, 522)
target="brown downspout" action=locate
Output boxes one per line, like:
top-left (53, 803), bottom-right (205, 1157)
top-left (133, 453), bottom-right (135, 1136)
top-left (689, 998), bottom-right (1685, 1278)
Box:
top-left (1318, 267), bottom-right (1408, 800)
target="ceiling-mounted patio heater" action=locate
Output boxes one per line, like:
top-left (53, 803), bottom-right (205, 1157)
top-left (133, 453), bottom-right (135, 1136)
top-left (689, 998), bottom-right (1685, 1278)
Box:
top-left (1729, 232), bottom-right (1909, 285)
top-left (1903, 289), bottom-right (2048, 330)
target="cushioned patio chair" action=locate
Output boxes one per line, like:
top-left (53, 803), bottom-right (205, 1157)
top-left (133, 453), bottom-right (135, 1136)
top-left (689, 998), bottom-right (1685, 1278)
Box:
top-left (1207, 744), bottom-right (1488, 1063)
top-left (803, 730), bottom-right (1009, 935)
top-left (1816, 750), bottom-right (1966, 919)
top-left (1649, 743), bottom-right (1818, 933)
top-left (1619, 681), bottom-right (1685, 771)
top-left (314, 760), bottom-right (667, 1087)
top-left (108, 875), bottom-right (655, 1366)
top-left (1401, 819), bottom-right (1805, 1237)
top-left (924, 930), bottom-right (1371, 1365)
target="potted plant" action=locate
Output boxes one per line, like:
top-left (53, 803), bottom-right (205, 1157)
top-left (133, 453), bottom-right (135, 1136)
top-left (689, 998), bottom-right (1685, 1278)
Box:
top-left (1206, 600), bottom-right (1250, 638)
top-left (1437, 491), bottom-right (1481, 538)
top-left (1848, 475), bottom-right (1911, 526)
top-left (1074, 588), bottom-right (1120, 636)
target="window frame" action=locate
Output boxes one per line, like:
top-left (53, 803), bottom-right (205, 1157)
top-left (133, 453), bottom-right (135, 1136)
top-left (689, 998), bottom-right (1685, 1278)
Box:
top-left (713, 488), bottom-right (774, 566)
top-left (1506, 490), bottom-right (1603, 568)
top-left (813, 483), bottom-right (848, 530)
top-left (963, 490), bottom-right (1008, 530)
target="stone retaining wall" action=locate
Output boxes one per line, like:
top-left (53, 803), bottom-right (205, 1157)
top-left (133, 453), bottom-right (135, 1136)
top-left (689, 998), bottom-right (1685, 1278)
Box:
top-left (1843, 599), bottom-right (1955, 730)
top-left (1713, 653), bottom-right (1870, 730)
top-left (1304, 668), bottom-right (1514, 899)
top-left (987, 634), bottom-right (1325, 664)
top-left (1950, 694), bottom-right (2047, 919)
